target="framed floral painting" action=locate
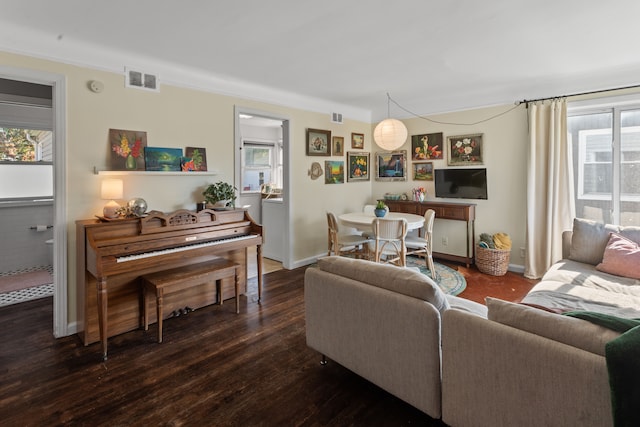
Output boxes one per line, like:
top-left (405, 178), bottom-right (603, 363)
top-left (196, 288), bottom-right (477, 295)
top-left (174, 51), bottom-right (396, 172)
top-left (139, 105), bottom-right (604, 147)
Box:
top-left (412, 161), bottom-right (434, 181)
top-left (411, 132), bottom-right (443, 160)
top-left (447, 133), bottom-right (483, 165)
top-left (375, 150), bottom-right (407, 181)
top-left (347, 151), bottom-right (370, 182)
top-left (109, 129), bottom-right (147, 171)
top-left (184, 147), bottom-right (208, 171)
top-left (324, 160), bottom-right (344, 184)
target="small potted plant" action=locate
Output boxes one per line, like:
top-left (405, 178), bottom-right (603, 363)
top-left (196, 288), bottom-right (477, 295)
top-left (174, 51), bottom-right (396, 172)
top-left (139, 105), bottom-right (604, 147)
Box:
top-left (203, 181), bottom-right (237, 209)
top-left (374, 200), bottom-right (387, 217)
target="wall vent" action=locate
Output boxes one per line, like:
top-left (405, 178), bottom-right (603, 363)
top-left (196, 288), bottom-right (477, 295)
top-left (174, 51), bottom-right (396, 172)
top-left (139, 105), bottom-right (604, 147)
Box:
top-left (125, 67), bottom-right (160, 92)
top-left (331, 112), bottom-right (343, 124)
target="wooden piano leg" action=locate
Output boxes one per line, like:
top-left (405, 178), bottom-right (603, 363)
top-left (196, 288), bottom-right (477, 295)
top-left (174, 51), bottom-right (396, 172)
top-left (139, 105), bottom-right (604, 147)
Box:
top-left (97, 277), bottom-right (108, 361)
top-left (256, 244), bottom-right (263, 303)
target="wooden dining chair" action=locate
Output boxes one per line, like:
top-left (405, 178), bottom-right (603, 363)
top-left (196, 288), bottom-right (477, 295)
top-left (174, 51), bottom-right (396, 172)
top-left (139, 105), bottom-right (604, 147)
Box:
top-left (405, 209), bottom-right (436, 278)
top-left (371, 217), bottom-right (408, 267)
top-left (326, 212), bottom-right (371, 259)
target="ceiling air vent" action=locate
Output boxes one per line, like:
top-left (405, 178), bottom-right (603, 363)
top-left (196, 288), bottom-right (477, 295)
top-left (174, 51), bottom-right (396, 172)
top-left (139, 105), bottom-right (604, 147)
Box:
top-left (331, 112), bottom-right (343, 124)
top-left (125, 67), bottom-right (159, 92)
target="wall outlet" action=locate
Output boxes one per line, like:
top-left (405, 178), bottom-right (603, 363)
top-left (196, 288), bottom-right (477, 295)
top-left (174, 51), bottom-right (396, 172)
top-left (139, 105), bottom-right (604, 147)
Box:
top-left (520, 247), bottom-right (525, 258)
top-left (442, 237), bottom-right (448, 246)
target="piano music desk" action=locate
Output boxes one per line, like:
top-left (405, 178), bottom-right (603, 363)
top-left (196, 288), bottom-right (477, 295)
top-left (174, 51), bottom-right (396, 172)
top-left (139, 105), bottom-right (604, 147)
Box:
top-left (141, 258), bottom-right (240, 343)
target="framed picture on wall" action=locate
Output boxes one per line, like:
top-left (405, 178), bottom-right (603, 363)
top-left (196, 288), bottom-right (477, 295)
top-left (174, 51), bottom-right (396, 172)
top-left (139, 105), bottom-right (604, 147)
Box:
top-left (411, 132), bottom-right (443, 160)
top-left (447, 133), bottom-right (483, 165)
top-left (412, 161), bottom-right (434, 180)
top-left (306, 128), bottom-right (331, 156)
top-left (109, 129), bottom-right (147, 171)
top-left (375, 150), bottom-right (407, 181)
top-left (351, 132), bottom-right (364, 149)
top-left (347, 151), bottom-right (370, 182)
top-left (324, 160), bottom-right (344, 184)
top-left (332, 136), bottom-right (344, 156)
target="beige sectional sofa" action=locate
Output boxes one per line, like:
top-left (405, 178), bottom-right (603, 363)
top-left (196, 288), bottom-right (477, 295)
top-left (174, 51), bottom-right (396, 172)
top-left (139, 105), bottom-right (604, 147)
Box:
top-left (304, 218), bottom-right (640, 427)
top-left (304, 256), bottom-right (486, 419)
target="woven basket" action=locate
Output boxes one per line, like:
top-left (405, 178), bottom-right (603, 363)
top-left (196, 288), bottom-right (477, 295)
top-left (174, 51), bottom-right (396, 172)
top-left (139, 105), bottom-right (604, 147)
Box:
top-left (476, 245), bottom-right (511, 276)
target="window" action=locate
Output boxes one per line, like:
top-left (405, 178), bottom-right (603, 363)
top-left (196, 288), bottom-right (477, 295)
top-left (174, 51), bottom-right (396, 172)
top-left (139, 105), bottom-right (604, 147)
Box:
top-left (568, 100), bottom-right (640, 226)
top-left (240, 140), bottom-right (282, 193)
top-left (0, 127), bottom-right (53, 199)
top-left (1, 127), bottom-right (52, 162)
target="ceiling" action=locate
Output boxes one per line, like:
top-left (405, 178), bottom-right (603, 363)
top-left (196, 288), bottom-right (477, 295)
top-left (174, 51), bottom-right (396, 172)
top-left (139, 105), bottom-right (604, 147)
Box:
top-left (2, 1), bottom-right (639, 122)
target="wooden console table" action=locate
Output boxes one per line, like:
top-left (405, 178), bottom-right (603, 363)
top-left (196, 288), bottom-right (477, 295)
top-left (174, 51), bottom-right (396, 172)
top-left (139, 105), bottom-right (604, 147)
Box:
top-left (383, 200), bottom-right (476, 266)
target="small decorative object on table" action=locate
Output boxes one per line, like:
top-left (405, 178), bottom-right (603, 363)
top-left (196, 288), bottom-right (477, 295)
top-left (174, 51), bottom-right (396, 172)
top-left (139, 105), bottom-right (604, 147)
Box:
top-left (115, 198), bottom-right (148, 218)
top-left (413, 187), bottom-right (426, 202)
top-left (127, 198), bottom-right (148, 216)
top-left (203, 181), bottom-right (237, 209)
top-left (374, 200), bottom-right (387, 218)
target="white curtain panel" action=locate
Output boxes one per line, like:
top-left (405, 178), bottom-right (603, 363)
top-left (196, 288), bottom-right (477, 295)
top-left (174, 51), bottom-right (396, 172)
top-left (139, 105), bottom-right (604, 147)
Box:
top-left (525, 99), bottom-right (575, 279)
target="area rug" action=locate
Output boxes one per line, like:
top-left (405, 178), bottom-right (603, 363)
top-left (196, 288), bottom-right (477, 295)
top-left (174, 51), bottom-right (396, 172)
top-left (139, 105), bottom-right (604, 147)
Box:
top-left (406, 256), bottom-right (466, 296)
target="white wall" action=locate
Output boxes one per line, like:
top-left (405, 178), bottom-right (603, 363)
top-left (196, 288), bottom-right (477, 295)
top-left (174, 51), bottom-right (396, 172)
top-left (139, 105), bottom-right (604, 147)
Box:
top-left (0, 47), bottom-right (546, 326)
top-left (372, 105), bottom-right (530, 270)
top-left (0, 50), bottom-right (373, 323)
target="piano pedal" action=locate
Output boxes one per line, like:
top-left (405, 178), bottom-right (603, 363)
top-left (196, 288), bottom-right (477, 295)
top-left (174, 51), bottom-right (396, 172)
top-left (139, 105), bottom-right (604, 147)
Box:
top-left (169, 307), bottom-right (194, 318)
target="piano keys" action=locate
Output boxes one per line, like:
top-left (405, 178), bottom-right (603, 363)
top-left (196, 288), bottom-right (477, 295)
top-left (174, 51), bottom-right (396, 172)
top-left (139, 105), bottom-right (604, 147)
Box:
top-left (76, 208), bottom-right (263, 360)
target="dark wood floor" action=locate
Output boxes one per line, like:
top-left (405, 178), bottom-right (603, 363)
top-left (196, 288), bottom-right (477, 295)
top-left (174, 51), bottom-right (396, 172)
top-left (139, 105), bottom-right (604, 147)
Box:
top-left (0, 262), bottom-right (536, 426)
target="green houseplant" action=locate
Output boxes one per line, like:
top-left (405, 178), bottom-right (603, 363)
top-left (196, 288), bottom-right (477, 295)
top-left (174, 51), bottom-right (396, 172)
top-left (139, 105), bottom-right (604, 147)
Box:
top-left (374, 200), bottom-right (387, 217)
top-left (203, 181), bottom-right (237, 208)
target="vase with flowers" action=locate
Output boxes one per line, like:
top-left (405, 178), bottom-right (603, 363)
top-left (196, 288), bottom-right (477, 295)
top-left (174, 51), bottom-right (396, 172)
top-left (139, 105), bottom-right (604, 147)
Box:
top-left (112, 133), bottom-right (143, 170)
top-left (413, 187), bottom-right (426, 202)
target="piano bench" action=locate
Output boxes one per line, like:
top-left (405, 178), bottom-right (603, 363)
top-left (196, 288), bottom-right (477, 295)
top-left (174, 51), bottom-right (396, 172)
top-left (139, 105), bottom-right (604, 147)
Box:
top-left (141, 258), bottom-right (241, 343)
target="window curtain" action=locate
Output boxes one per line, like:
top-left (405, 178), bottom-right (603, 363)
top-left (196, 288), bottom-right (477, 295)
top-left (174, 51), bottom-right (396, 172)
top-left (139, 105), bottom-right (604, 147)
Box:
top-left (525, 99), bottom-right (575, 279)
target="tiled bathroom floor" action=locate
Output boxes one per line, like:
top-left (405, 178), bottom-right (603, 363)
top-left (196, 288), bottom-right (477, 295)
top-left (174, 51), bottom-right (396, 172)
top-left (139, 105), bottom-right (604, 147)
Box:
top-left (0, 265), bottom-right (53, 307)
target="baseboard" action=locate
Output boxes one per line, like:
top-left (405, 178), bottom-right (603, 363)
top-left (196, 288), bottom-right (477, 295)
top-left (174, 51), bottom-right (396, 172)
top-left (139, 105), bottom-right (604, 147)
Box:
top-left (508, 263), bottom-right (525, 274)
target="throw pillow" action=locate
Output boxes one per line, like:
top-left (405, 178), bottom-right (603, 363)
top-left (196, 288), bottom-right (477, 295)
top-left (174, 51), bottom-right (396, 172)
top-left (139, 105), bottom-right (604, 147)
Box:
top-left (596, 232), bottom-right (640, 280)
top-left (569, 218), bottom-right (620, 265)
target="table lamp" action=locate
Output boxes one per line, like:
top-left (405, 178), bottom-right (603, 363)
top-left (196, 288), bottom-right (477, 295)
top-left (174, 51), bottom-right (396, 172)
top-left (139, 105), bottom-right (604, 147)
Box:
top-left (101, 178), bottom-right (123, 218)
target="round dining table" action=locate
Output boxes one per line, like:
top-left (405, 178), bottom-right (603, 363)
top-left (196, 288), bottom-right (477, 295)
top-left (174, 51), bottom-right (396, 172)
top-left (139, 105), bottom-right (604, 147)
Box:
top-left (338, 212), bottom-right (425, 233)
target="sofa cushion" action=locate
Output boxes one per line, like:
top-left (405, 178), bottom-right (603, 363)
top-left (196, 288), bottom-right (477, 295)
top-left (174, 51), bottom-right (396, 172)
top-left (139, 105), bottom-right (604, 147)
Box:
top-left (486, 297), bottom-right (620, 356)
top-left (568, 218), bottom-right (620, 265)
top-left (619, 225), bottom-right (640, 245)
top-left (596, 232), bottom-right (640, 280)
top-left (316, 256), bottom-right (450, 313)
top-left (445, 295), bottom-right (488, 317)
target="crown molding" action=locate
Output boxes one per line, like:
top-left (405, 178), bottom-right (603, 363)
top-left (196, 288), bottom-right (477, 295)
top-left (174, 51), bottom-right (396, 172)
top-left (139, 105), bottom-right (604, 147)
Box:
top-left (0, 22), bottom-right (372, 123)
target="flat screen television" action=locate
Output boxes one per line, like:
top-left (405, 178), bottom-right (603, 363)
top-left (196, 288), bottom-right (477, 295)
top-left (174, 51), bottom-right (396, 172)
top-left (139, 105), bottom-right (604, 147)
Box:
top-left (434, 168), bottom-right (488, 200)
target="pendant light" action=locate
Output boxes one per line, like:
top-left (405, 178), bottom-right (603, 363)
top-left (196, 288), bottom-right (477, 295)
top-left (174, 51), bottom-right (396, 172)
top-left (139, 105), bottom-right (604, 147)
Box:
top-left (373, 93), bottom-right (408, 151)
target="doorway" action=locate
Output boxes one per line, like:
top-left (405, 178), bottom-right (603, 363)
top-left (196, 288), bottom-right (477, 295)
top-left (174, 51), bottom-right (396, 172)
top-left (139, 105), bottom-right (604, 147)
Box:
top-left (0, 66), bottom-right (67, 337)
top-left (234, 106), bottom-right (291, 269)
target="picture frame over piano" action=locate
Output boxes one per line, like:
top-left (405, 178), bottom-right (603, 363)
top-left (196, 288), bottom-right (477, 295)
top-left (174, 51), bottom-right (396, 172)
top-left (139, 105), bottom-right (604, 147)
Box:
top-left (76, 208), bottom-right (264, 360)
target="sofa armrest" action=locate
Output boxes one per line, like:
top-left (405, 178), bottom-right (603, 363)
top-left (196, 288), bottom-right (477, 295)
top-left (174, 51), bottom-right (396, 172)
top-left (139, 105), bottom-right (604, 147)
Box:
top-left (441, 309), bottom-right (612, 427)
top-left (305, 267), bottom-right (443, 418)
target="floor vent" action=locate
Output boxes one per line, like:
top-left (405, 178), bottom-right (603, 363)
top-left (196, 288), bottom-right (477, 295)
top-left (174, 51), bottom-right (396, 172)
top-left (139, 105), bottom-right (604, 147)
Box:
top-left (125, 67), bottom-right (160, 92)
top-left (331, 112), bottom-right (343, 124)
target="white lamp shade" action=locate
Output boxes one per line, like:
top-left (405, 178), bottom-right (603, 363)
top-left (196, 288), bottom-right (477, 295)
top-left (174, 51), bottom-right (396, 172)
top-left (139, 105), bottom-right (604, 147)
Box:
top-left (101, 179), bottom-right (123, 200)
top-left (373, 118), bottom-right (408, 151)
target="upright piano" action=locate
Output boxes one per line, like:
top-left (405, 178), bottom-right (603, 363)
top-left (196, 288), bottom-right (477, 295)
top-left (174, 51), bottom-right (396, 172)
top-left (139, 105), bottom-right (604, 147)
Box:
top-left (76, 208), bottom-right (263, 360)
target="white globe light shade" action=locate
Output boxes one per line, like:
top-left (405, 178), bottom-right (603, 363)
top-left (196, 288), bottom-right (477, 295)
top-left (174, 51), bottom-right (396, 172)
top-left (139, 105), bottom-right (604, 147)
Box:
top-left (373, 118), bottom-right (408, 150)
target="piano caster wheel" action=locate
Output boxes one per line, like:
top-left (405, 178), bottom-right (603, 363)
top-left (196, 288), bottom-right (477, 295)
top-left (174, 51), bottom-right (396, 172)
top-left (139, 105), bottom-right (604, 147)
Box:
top-left (102, 353), bottom-right (108, 362)
top-left (320, 355), bottom-right (327, 366)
